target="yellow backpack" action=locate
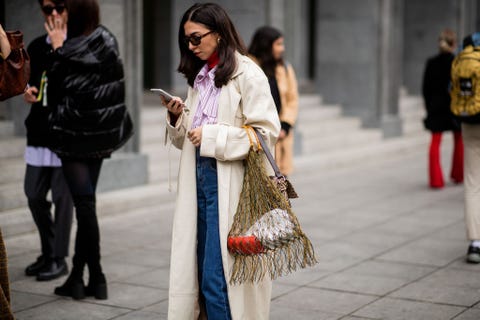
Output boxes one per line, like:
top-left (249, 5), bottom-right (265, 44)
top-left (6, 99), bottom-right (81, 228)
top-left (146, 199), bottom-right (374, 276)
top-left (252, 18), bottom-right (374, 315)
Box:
top-left (450, 45), bottom-right (480, 122)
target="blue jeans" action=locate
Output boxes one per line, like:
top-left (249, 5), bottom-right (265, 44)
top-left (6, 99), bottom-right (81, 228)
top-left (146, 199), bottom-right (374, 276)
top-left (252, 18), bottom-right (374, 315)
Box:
top-left (196, 149), bottom-right (232, 319)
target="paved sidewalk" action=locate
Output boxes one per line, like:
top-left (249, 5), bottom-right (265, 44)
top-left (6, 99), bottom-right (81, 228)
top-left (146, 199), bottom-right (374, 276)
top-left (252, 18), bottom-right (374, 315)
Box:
top-left (5, 135), bottom-right (480, 320)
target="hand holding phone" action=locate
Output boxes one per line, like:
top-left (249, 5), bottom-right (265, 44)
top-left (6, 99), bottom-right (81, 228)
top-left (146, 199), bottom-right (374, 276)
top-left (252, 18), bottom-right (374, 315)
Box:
top-left (150, 88), bottom-right (190, 114)
top-left (150, 88), bottom-right (174, 102)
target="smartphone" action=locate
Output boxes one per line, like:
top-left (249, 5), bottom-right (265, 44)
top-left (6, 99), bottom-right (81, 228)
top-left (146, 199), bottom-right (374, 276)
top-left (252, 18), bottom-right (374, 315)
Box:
top-left (150, 88), bottom-right (190, 114)
top-left (150, 88), bottom-right (174, 102)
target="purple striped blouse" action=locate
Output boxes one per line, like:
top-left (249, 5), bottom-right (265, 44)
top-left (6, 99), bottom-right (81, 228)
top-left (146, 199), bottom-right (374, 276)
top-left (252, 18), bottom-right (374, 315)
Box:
top-left (191, 64), bottom-right (221, 129)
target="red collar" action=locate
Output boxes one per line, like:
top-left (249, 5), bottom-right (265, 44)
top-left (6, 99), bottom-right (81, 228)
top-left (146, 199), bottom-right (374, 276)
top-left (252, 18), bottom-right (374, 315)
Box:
top-left (207, 51), bottom-right (219, 69)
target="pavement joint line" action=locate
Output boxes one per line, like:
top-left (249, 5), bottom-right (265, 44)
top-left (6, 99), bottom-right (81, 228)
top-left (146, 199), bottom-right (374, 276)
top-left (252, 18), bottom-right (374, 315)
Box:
top-left (451, 309), bottom-right (478, 320)
top-left (303, 285), bottom-right (382, 298)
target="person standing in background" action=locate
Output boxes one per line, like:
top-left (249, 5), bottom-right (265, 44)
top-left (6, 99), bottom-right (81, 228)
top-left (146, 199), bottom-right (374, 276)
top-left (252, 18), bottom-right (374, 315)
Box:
top-left (46, 0), bottom-right (133, 300)
top-left (421, 28), bottom-right (463, 189)
top-left (22, 0), bottom-right (74, 282)
top-left (455, 31), bottom-right (480, 263)
top-left (248, 26), bottom-right (299, 176)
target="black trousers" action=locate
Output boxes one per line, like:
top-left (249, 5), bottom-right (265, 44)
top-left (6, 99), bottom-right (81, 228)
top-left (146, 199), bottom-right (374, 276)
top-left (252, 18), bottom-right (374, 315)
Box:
top-left (24, 165), bottom-right (74, 259)
top-left (61, 158), bottom-right (103, 278)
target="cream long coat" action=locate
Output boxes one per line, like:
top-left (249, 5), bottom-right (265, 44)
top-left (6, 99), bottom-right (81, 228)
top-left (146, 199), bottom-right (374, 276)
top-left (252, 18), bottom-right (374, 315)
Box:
top-left (275, 62), bottom-right (299, 175)
top-left (166, 52), bottom-right (281, 320)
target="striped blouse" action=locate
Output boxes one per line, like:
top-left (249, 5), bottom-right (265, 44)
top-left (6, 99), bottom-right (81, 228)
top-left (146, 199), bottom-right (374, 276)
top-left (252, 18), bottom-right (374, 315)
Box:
top-left (191, 64), bottom-right (221, 129)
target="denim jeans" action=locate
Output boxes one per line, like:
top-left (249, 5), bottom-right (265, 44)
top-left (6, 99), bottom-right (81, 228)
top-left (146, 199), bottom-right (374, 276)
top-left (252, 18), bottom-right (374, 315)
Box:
top-left (196, 149), bottom-right (232, 319)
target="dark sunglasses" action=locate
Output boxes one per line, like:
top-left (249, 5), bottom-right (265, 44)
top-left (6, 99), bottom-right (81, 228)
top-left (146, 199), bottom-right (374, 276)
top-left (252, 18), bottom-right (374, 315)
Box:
top-left (184, 31), bottom-right (214, 46)
top-left (42, 5), bottom-right (66, 15)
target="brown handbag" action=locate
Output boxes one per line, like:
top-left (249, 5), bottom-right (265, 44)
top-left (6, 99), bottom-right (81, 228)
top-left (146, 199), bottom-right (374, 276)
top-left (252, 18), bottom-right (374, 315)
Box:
top-left (0, 30), bottom-right (30, 101)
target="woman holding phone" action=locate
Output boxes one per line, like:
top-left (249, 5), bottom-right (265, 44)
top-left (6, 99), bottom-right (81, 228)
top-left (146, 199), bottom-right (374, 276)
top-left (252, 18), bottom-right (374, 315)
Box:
top-left (161, 3), bottom-right (280, 319)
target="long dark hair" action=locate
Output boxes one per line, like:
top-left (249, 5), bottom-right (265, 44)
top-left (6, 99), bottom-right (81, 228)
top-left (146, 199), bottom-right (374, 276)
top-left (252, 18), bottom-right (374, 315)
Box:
top-left (65, 0), bottom-right (100, 38)
top-left (248, 26), bottom-right (283, 78)
top-left (177, 3), bottom-right (247, 88)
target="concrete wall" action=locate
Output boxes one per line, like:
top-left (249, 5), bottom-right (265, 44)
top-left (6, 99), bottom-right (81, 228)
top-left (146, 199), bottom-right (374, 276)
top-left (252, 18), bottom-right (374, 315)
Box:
top-left (402, 0), bottom-right (458, 95)
top-left (5, 0), bottom-right (480, 142)
top-left (171, 0), bottom-right (269, 92)
top-left (167, 0), bottom-right (307, 93)
top-left (316, 0), bottom-right (382, 126)
top-left (315, 0), bottom-right (403, 135)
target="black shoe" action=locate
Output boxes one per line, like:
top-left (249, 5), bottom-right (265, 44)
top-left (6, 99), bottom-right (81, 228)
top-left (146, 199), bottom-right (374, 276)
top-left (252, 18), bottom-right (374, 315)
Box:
top-left (85, 273), bottom-right (108, 300)
top-left (467, 245), bottom-right (480, 263)
top-left (54, 275), bottom-right (85, 300)
top-left (36, 259), bottom-right (69, 281)
top-left (25, 255), bottom-right (47, 276)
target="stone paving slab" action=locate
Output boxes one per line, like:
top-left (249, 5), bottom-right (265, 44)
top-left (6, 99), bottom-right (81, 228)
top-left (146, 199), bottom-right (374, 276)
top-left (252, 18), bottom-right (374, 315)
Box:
top-left (389, 280), bottom-right (480, 307)
top-left (272, 286), bottom-right (378, 315)
top-left (352, 297), bottom-right (465, 320)
top-left (310, 271), bottom-right (414, 296)
top-left (453, 308), bottom-right (480, 320)
top-left (14, 299), bottom-right (131, 320)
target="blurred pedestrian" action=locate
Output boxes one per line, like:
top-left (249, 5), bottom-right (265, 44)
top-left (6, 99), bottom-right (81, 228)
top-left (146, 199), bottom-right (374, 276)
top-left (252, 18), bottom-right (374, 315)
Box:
top-left (46, 0), bottom-right (133, 300)
top-left (248, 26), bottom-right (299, 175)
top-left (456, 31), bottom-right (480, 263)
top-left (22, 0), bottom-right (74, 282)
top-left (0, 22), bottom-right (19, 320)
top-left (161, 3), bottom-right (280, 319)
top-left (422, 28), bottom-right (463, 189)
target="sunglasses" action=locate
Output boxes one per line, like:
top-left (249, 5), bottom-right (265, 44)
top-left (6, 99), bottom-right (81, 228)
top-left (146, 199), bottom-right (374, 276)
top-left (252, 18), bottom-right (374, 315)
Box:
top-left (184, 31), bottom-right (214, 46)
top-left (42, 5), bottom-right (66, 15)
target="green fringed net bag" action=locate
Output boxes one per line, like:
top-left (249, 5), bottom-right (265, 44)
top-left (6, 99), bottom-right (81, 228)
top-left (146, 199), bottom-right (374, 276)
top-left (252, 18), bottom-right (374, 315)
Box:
top-left (227, 126), bottom-right (317, 285)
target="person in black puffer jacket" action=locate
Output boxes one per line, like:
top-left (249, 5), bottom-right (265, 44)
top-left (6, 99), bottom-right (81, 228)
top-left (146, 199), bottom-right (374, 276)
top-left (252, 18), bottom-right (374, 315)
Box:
top-left (46, 0), bottom-right (133, 301)
top-left (422, 28), bottom-right (463, 189)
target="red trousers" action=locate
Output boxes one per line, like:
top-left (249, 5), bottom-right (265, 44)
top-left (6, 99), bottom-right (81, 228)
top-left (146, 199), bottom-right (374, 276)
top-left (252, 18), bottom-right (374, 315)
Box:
top-left (429, 131), bottom-right (464, 188)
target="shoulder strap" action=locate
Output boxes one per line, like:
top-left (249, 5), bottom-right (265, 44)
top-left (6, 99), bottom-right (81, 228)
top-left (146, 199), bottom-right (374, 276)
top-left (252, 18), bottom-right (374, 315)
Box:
top-left (252, 127), bottom-right (283, 178)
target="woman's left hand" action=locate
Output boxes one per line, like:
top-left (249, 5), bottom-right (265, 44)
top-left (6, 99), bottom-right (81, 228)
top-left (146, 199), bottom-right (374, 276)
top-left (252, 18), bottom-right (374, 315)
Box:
top-left (44, 15), bottom-right (67, 50)
top-left (187, 127), bottom-right (202, 147)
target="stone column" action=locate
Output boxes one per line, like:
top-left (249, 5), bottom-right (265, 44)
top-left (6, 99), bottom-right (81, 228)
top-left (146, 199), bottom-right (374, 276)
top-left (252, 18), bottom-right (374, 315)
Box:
top-left (457, 0), bottom-right (478, 41)
top-left (122, 0), bottom-right (142, 153)
top-left (95, 0), bottom-right (147, 191)
top-left (316, 0), bottom-right (380, 127)
top-left (316, 0), bottom-right (403, 136)
top-left (378, 0), bottom-right (403, 138)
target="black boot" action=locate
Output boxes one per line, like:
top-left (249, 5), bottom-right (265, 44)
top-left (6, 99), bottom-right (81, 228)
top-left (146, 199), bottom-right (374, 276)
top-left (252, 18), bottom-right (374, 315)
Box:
top-left (85, 272), bottom-right (108, 300)
top-left (54, 218), bottom-right (87, 299)
top-left (54, 272), bottom-right (85, 300)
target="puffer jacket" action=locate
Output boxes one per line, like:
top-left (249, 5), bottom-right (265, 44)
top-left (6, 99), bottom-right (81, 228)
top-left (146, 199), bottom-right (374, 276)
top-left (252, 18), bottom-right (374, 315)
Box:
top-left (47, 25), bottom-right (133, 159)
